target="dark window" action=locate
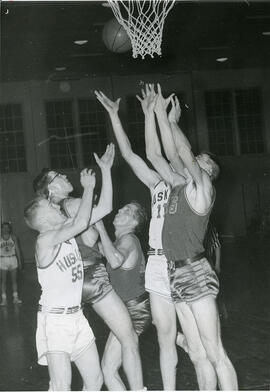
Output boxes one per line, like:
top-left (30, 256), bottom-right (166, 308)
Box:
top-left (205, 91), bottom-right (235, 156)
top-left (78, 99), bottom-right (108, 166)
top-left (0, 104), bottom-right (27, 173)
top-left (205, 88), bottom-right (264, 156)
top-left (235, 88), bottom-right (264, 154)
top-left (45, 101), bottom-right (77, 169)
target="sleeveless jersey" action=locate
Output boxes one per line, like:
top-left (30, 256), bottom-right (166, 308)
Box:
top-left (0, 236), bottom-right (16, 257)
top-left (60, 198), bottom-right (103, 264)
top-left (162, 184), bottom-right (215, 261)
top-left (37, 238), bottom-right (83, 307)
top-left (149, 180), bottom-right (171, 249)
top-left (106, 234), bottom-right (145, 302)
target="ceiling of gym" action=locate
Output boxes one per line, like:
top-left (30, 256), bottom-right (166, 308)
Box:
top-left (2, 0), bottom-right (270, 82)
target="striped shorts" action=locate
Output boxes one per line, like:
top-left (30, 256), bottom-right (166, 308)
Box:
top-left (168, 257), bottom-right (219, 304)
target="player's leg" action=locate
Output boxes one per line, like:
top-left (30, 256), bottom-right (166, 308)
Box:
top-left (75, 341), bottom-right (103, 391)
top-left (175, 301), bottom-right (217, 390)
top-left (191, 296), bottom-right (238, 390)
top-left (150, 292), bottom-right (177, 390)
top-left (101, 331), bottom-right (125, 390)
top-left (46, 352), bottom-right (72, 391)
top-left (10, 268), bottom-right (22, 304)
top-left (0, 269), bottom-right (7, 305)
top-left (93, 290), bottom-right (143, 390)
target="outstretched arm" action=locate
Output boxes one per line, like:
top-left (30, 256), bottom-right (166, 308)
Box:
top-left (89, 143), bottom-right (115, 225)
top-left (95, 90), bottom-right (160, 189)
top-left (137, 84), bottom-right (176, 186)
top-left (153, 84), bottom-right (186, 178)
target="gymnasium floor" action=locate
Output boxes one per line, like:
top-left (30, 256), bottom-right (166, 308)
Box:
top-left (0, 237), bottom-right (269, 391)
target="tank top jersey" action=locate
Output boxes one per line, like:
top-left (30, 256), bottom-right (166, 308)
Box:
top-left (60, 198), bottom-right (103, 264)
top-left (37, 238), bottom-right (83, 307)
top-left (162, 184), bottom-right (215, 261)
top-left (0, 236), bottom-right (16, 257)
top-left (106, 234), bottom-right (145, 302)
top-left (149, 180), bottom-right (171, 249)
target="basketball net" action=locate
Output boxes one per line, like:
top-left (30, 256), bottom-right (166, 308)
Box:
top-left (106, 0), bottom-right (176, 59)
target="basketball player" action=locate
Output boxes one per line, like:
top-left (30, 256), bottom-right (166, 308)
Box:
top-left (24, 168), bottom-right (103, 391)
top-left (95, 89), bottom-right (185, 390)
top-left (0, 222), bottom-right (22, 305)
top-left (151, 84), bottom-right (238, 390)
top-left (33, 144), bottom-right (144, 391)
top-left (95, 201), bottom-right (151, 390)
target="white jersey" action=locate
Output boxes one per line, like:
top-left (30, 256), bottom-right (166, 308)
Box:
top-left (149, 180), bottom-right (171, 249)
top-left (37, 238), bottom-right (83, 308)
top-left (0, 236), bottom-right (16, 257)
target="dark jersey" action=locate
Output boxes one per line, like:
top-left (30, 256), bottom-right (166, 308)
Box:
top-left (162, 184), bottom-right (215, 261)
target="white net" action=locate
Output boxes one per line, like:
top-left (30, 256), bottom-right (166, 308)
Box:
top-left (106, 0), bottom-right (176, 59)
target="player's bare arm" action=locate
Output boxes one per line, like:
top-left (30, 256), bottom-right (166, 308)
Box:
top-left (177, 135), bottom-right (214, 214)
top-left (89, 142), bottom-right (115, 224)
top-left (137, 84), bottom-right (177, 187)
top-left (95, 220), bottom-right (137, 270)
top-left (163, 94), bottom-right (188, 175)
top-left (95, 220), bottom-right (125, 269)
top-left (95, 90), bottom-right (160, 189)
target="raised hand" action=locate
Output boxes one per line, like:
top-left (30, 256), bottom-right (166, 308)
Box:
top-left (154, 83), bottom-right (174, 116)
top-left (136, 83), bottom-right (157, 116)
top-left (95, 90), bottom-right (121, 115)
top-left (168, 96), bottom-right (181, 124)
top-left (94, 143), bottom-right (115, 170)
top-left (80, 168), bottom-right (96, 189)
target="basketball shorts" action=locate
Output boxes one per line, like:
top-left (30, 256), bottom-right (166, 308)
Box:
top-left (82, 262), bottom-right (113, 305)
top-left (0, 256), bottom-right (18, 271)
top-left (168, 257), bottom-right (219, 304)
top-left (145, 255), bottom-right (172, 302)
top-left (36, 309), bottom-right (95, 366)
top-left (126, 293), bottom-right (152, 336)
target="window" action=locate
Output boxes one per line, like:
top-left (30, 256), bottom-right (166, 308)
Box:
top-left (0, 103), bottom-right (27, 173)
top-left (45, 101), bottom-right (77, 169)
top-left (205, 91), bottom-right (235, 156)
top-left (205, 88), bottom-right (264, 156)
top-left (78, 99), bottom-right (108, 166)
top-left (235, 89), bottom-right (264, 154)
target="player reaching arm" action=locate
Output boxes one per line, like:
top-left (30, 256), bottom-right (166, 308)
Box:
top-left (95, 90), bottom-right (160, 189)
top-left (137, 83), bottom-right (184, 187)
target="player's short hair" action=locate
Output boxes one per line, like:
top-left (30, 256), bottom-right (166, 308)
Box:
top-left (24, 197), bottom-right (44, 230)
top-left (1, 222), bottom-right (12, 233)
top-left (201, 151), bottom-right (220, 181)
top-left (130, 200), bottom-right (148, 233)
top-left (33, 168), bottom-right (51, 197)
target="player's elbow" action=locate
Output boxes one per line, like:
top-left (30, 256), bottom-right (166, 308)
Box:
top-left (74, 218), bottom-right (88, 233)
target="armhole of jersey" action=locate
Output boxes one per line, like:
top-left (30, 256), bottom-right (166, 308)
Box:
top-left (117, 234), bottom-right (140, 271)
top-left (37, 243), bottom-right (62, 269)
top-left (184, 185), bottom-right (216, 216)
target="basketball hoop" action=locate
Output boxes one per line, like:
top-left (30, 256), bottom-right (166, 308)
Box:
top-left (106, 0), bottom-right (176, 59)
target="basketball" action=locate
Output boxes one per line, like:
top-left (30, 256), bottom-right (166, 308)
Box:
top-left (102, 18), bottom-right (132, 54)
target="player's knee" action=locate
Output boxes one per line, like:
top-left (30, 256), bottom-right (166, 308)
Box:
top-left (83, 369), bottom-right (103, 391)
top-left (204, 341), bottom-right (225, 367)
top-left (155, 321), bottom-right (176, 346)
top-left (50, 379), bottom-right (71, 391)
top-left (188, 346), bottom-right (207, 365)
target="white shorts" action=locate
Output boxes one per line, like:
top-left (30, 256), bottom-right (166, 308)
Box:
top-left (145, 255), bottom-right (172, 302)
top-left (36, 309), bottom-right (95, 366)
top-left (0, 256), bottom-right (18, 271)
